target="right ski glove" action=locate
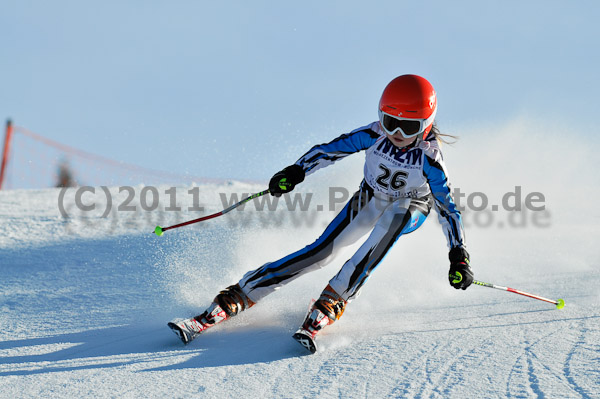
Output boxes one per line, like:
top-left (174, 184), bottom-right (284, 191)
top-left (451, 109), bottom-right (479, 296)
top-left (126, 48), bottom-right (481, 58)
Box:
top-left (448, 246), bottom-right (473, 290)
top-left (268, 164), bottom-right (305, 197)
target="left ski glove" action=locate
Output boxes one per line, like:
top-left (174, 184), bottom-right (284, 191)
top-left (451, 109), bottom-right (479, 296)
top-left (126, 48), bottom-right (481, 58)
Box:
top-left (448, 247), bottom-right (473, 290)
top-left (268, 164), bottom-right (305, 197)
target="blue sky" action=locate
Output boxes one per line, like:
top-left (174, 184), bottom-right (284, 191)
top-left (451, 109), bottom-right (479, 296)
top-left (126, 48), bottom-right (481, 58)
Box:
top-left (1, 1), bottom-right (598, 184)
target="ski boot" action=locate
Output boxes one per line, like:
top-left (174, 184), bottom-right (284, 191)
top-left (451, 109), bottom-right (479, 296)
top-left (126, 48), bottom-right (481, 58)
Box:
top-left (168, 284), bottom-right (255, 344)
top-left (293, 284), bottom-right (346, 353)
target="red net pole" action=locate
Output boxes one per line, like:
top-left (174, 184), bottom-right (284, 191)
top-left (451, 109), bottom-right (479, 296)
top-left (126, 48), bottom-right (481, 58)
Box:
top-left (0, 119), bottom-right (13, 190)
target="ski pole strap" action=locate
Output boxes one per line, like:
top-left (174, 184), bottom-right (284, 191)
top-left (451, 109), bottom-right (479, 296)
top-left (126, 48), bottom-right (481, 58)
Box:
top-left (473, 280), bottom-right (495, 288)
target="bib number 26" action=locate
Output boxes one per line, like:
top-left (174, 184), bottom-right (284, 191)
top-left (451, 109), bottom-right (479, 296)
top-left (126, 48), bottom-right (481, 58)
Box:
top-left (375, 164), bottom-right (408, 191)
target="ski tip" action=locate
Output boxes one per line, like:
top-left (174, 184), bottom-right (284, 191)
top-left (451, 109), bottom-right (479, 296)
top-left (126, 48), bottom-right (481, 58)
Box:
top-left (167, 321), bottom-right (189, 345)
top-left (556, 298), bottom-right (565, 309)
top-left (293, 331), bottom-right (317, 354)
top-left (154, 226), bottom-right (164, 236)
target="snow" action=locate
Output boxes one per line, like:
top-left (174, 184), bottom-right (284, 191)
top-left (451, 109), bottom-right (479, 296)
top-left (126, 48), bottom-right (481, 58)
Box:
top-left (1, 121), bottom-right (599, 398)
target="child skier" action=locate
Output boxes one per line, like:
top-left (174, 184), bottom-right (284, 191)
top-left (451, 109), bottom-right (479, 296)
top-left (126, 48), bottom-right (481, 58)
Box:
top-left (168, 74), bottom-right (474, 353)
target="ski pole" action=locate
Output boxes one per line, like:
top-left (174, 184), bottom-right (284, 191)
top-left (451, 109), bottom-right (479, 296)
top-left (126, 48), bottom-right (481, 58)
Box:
top-left (473, 280), bottom-right (565, 309)
top-left (154, 189), bottom-right (270, 236)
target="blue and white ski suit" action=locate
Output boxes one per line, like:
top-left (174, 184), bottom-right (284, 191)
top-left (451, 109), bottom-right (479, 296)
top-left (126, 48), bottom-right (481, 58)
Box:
top-left (239, 122), bottom-right (466, 302)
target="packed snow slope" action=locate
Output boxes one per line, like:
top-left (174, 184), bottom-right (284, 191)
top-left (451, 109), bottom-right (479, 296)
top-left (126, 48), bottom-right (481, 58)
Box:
top-left (1, 119), bottom-right (599, 398)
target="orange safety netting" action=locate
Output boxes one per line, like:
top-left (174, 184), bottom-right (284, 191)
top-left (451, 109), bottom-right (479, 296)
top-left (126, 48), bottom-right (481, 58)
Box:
top-left (2, 125), bottom-right (217, 189)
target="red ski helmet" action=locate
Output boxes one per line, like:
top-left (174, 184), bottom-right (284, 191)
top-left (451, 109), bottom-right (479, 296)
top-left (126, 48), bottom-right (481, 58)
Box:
top-left (378, 74), bottom-right (437, 139)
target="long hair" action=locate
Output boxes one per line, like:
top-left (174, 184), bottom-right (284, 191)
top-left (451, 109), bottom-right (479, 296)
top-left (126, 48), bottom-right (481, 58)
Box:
top-left (429, 123), bottom-right (458, 145)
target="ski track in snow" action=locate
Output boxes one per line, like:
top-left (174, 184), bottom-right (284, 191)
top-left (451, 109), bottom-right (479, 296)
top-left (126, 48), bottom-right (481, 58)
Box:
top-left (0, 185), bottom-right (599, 398)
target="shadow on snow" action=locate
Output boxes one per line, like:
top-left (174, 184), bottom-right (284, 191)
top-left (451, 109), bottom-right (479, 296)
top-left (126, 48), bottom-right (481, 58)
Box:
top-left (0, 322), bottom-right (311, 377)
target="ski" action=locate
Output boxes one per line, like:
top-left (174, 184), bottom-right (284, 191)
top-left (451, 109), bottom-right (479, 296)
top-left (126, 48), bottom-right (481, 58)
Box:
top-left (293, 329), bottom-right (318, 354)
top-left (168, 302), bottom-right (229, 345)
top-left (291, 299), bottom-right (328, 354)
top-left (168, 320), bottom-right (199, 344)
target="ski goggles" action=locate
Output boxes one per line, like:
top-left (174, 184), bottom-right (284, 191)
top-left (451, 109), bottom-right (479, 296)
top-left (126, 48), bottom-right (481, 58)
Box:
top-left (378, 107), bottom-right (437, 138)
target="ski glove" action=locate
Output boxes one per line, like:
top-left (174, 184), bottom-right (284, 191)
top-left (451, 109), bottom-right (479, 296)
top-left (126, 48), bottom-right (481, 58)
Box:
top-left (448, 247), bottom-right (473, 290)
top-left (268, 164), bottom-right (305, 197)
